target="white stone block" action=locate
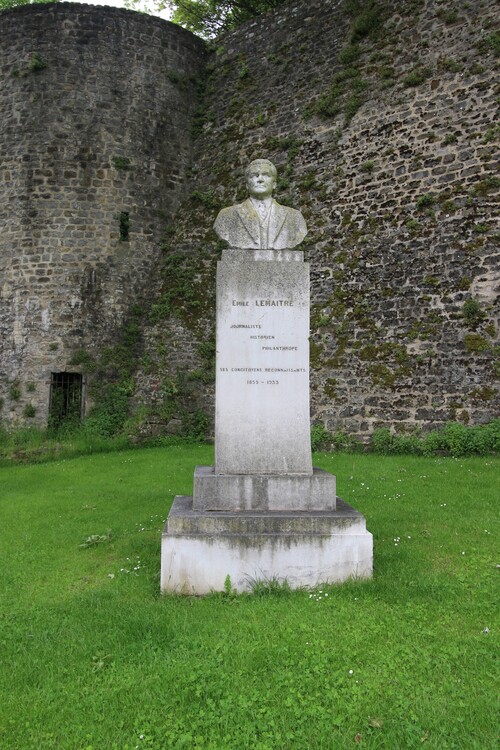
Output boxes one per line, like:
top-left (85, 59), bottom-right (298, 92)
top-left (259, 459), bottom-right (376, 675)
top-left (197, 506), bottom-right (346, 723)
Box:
top-left (215, 255), bottom-right (312, 475)
top-left (161, 496), bottom-right (373, 594)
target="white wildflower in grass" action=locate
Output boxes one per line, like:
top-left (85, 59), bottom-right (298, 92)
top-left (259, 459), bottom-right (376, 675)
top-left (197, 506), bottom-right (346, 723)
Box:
top-left (348, 669), bottom-right (354, 675)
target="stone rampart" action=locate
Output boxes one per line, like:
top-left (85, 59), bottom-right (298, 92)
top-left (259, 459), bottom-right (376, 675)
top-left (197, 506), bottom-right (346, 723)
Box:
top-left (138, 0), bottom-right (499, 439)
top-left (0, 0), bottom-right (498, 439)
top-left (0, 2), bottom-right (205, 424)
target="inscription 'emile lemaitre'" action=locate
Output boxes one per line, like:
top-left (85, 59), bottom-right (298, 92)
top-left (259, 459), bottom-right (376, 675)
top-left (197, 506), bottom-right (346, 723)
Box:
top-left (233, 299), bottom-right (293, 306)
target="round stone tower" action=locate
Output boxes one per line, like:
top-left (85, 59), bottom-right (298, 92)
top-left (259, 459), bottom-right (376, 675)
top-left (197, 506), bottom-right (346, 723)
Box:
top-left (0, 2), bottom-right (205, 426)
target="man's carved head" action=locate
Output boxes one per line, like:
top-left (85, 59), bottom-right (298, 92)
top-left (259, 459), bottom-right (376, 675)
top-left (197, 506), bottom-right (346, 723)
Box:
top-left (245, 159), bottom-right (277, 200)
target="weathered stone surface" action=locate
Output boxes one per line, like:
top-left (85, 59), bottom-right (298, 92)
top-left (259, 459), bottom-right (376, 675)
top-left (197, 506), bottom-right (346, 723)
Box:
top-left (161, 495), bottom-right (373, 594)
top-left (1, 1), bottom-right (498, 438)
top-left (215, 255), bottom-right (311, 474)
top-left (0, 3), bottom-right (205, 424)
top-left (138, 0), bottom-right (499, 441)
top-left (193, 465), bottom-right (336, 511)
top-left (214, 159), bottom-right (307, 250)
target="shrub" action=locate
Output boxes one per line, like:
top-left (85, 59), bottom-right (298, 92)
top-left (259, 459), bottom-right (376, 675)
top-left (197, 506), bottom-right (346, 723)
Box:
top-left (477, 31), bottom-right (500, 58)
top-left (8, 384), bottom-right (21, 401)
top-left (416, 193), bottom-right (436, 209)
top-left (84, 384), bottom-right (130, 437)
top-left (112, 156), bottom-right (130, 170)
top-left (28, 53), bottom-right (47, 72)
top-left (403, 67), bottom-right (431, 87)
top-left (310, 423), bottom-right (332, 451)
top-left (349, 5), bottom-right (385, 43)
top-left (339, 45), bottom-right (361, 65)
top-left (371, 421), bottom-right (500, 457)
top-left (464, 333), bottom-right (490, 352)
top-left (370, 427), bottom-right (395, 454)
top-left (462, 299), bottom-right (486, 328)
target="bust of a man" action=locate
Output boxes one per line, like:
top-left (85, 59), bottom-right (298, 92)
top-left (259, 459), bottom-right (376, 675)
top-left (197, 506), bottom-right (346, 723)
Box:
top-left (214, 158), bottom-right (307, 250)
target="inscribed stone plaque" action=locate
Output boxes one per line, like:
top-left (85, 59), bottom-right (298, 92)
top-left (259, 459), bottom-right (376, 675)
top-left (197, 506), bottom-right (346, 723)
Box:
top-left (215, 257), bottom-right (312, 475)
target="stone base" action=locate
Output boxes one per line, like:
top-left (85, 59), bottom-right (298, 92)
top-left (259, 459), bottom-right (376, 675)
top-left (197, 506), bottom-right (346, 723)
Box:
top-left (161, 496), bottom-right (373, 594)
top-left (193, 465), bottom-right (336, 511)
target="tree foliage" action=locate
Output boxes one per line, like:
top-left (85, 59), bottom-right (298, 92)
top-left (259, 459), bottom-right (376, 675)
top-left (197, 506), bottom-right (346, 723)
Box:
top-left (0, 0), bottom-right (56, 10)
top-left (138, 0), bottom-right (286, 38)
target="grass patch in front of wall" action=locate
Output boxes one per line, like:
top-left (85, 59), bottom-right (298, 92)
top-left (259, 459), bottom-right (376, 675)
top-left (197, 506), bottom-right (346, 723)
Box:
top-left (0, 446), bottom-right (497, 750)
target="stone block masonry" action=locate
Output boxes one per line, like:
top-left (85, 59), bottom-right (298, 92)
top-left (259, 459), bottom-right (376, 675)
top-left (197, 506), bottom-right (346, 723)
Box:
top-left (0, 3), bottom-right (205, 425)
top-left (140, 0), bottom-right (499, 441)
top-left (0, 0), bottom-right (498, 439)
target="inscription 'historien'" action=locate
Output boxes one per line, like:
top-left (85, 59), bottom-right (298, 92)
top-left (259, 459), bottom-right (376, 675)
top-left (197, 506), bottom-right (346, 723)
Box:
top-left (215, 256), bottom-right (312, 475)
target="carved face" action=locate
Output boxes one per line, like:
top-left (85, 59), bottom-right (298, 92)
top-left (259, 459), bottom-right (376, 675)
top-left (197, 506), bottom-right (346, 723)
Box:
top-left (246, 163), bottom-right (276, 199)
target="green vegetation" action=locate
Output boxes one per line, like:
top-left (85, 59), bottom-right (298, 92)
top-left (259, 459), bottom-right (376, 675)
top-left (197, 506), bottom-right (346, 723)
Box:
top-left (306, 67), bottom-right (368, 124)
top-left (22, 403), bottom-right (36, 419)
top-left (112, 156), bottom-right (131, 171)
top-left (464, 333), bottom-right (491, 353)
top-left (66, 309), bottom-right (145, 438)
top-left (436, 9), bottom-right (459, 25)
top-left (8, 382), bottom-right (21, 401)
top-left (0, 0), bottom-right (55, 11)
top-left (360, 159), bottom-right (375, 174)
top-left (462, 298), bottom-right (486, 329)
top-left (0, 423), bottom-right (133, 464)
top-left (403, 66), bottom-right (431, 87)
top-left (371, 420), bottom-right (499, 457)
top-left (117, 211), bottom-right (130, 241)
top-left (135, 0), bottom-right (287, 38)
top-left (28, 52), bottom-right (47, 71)
top-left (311, 420), bottom-right (500, 459)
top-left (477, 31), bottom-right (500, 58)
top-left (471, 176), bottom-right (500, 196)
top-left (346, 0), bottom-right (388, 43)
top-left (0, 445), bottom-right (497, 749)
top-left (416, 192), bottom-right (436, 210)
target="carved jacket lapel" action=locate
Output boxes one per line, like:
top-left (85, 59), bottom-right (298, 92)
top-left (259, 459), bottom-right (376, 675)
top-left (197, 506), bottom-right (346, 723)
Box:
top-left (236, 199), bottom-right (261, 247)
top-left (269, 201), bottom-right (287, 247)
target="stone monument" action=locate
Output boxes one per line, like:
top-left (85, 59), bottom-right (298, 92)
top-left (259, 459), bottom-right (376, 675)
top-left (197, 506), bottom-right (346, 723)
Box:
top-left (161, 159), bottom-right (372, 593)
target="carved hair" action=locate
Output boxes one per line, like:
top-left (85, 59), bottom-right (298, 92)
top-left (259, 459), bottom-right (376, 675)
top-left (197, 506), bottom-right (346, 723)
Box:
top-left (245, 159), bottom-right (277, 181)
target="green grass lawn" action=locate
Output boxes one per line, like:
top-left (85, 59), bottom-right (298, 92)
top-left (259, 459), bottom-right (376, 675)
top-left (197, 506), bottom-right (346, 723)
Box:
top-left (0, 446), bottom-right (498, 749)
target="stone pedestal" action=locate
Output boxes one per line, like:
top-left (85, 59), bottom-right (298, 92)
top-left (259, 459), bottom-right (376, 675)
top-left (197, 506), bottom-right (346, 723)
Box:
top-left (161, 497), bottom-right (373, 594)
top-left (215, 250), bottom-right (311, 475)
top-left (161, 248), bottom-right (372, 593)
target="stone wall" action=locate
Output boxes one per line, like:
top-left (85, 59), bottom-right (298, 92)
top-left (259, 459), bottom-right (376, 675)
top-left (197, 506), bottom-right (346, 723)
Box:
top-left (0, 2), bottom-right (205, 425)
top-left (1, 0), bottom-right (498, 439)
top-left (137, 0), bottom-right (499, 439)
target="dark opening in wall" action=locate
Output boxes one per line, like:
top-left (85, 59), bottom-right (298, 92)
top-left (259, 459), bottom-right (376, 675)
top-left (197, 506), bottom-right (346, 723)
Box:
top-left (119, 211), bottom-right (130, 241)
top-left (49, 372), bottom-right (84, 428)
